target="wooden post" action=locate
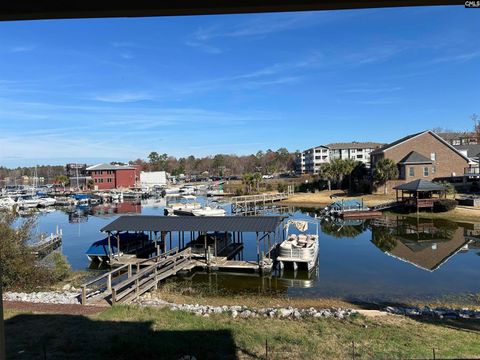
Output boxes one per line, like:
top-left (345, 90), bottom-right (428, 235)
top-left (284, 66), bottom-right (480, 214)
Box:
top-left (107, 273), bottom-right (112, 292)
top-left (204, 233), bottom-right (207, 261)
top-left (108, 233), bottom-right (112, 263)
top-left (116, 233), bottom-right (120, 257)
top-left (256, 232), bottom-right (260, 265)
top-left (128, 264), bottom-right (132, 277)
top-left (81, 285), bottom-right (87, 305)
top-left (112, 289), bottom-right (116, 304)
top-left (268, 233), bottom-right (271, 259)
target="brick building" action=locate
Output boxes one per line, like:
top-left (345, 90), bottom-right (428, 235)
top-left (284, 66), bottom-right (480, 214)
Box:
top-left (371, 131), bottom-right (472, 187)
top-left (86, 163), bottom-right (142, 190)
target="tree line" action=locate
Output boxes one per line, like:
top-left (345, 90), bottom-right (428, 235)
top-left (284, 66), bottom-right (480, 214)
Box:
top-left (133, 148), bottom-right (298, 177)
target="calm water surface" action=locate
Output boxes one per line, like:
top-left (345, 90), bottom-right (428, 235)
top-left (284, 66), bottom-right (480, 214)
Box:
top-left (29, 197), bottom-right (480, 303)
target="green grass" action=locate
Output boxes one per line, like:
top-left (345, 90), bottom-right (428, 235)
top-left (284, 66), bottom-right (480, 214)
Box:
top-left (5, 305), bottom-right (480, 359)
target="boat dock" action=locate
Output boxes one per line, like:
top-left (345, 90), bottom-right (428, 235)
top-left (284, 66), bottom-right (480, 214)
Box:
top-left (231, 187), bottom-right (294, 215)
top-left (81, 215), bottom-right (285, 305)
top-left (30, 226), bottom-right (63, 258)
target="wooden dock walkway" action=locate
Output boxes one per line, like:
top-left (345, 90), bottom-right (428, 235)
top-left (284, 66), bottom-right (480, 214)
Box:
top-left (30, 227), bottom-right (62, 258)
top-left (81, 246), bottom-right (275, 305)
top-left (81, 247), bottom-right (193, 305)
top-left (231, 187), bottom-right (294, 215)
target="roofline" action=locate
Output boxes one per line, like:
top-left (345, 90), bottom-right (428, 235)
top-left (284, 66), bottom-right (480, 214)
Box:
top-left (398, 161), bottom-right (433, 164)
top-left (0, 1), bottom-right (464, 22)
top-left (86, 163), bottom-right (135, 171)
top-left (385, 238), bottom-right (470, 272)
top-left (373, 130), bottom-right (471, 162)
top-left (372, 131), bottom-right (426, 154)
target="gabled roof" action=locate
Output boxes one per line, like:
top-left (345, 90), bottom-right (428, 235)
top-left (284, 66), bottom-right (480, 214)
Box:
top-left (437, 132), bottom-right (476, 141)
top-left (86, 163), bottom-right (135, 171)
top-left (398, 151), bottom-right (432, 165)
top-left (325, 142), bottom-right (383, 150)
top-left (371, 131), bottom-right (424, 155)
top-left (371, 130), bottom-right (471, 162)
top-left (393, 179), bottom-right (446, 192)
top-left (454, 144), bottom-right (480, 160)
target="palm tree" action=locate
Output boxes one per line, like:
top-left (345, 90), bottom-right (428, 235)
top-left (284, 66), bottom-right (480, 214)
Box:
top-left (329, 158), bottom-right (346, 189)
top-left (342, 158), bottom-right (358, 194)
top-left (252, 172), bottom-right (263, 193)
top-left (318, 163), bottom-right (335, 191)
top-left (242, 173), bottom-right (254, 194)
top-left (373, 158), bottom-right (399, 194)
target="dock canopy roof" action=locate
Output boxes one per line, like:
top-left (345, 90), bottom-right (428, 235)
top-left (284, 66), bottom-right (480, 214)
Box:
top-left (393, 179), bottom-right (446, 192)
top-left (101, 215), bottom-right (285, 233)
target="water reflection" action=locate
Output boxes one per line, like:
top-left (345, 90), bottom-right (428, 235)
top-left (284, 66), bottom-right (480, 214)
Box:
top-left (370, 217), bottom-right (475, 272)
top-left (27, 199), bottom-right (480, 302)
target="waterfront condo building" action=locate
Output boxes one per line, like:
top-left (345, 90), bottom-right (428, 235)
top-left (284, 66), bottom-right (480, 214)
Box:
top-left (86, 163), bottom-right (142, 190)
top-left (297, 142), bottom-right (383, 174)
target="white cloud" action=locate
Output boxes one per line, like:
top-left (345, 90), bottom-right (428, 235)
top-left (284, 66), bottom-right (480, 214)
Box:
top-left (7, 45), bottom-right (37, 53)
top-left (93, 92), bottom-right (153, 103)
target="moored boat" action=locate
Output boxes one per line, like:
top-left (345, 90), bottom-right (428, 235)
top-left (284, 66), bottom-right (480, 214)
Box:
top-left (276, 219), bottom-right (319, 271)
top-left (85, 232), bottom-right (149, 262)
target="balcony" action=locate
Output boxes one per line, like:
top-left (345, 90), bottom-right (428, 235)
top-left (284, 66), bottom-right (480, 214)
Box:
top-left (464, 166), bottom-right (480, 176)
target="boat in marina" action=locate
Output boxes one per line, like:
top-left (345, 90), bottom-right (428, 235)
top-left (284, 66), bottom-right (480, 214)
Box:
top-left (17, 196), bottom-right (41, 209)
top-left (191, 206), bottom-right (226, 216)
top-left (276, 219), bottom-right (319, 271)
top-left (165, 201), bottom-right (202, 216)
top-left (180, 185), bottom-right (196, 195)
top-left (38, 197), bottom-right (56, 207)
top-left (0, 197), bottom-right (16, 210)
top-left (85, 232), bottom-right (149, 262)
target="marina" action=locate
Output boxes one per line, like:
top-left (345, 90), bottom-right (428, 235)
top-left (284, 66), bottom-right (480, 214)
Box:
top-left (10, 196), bottom-right (479, 304)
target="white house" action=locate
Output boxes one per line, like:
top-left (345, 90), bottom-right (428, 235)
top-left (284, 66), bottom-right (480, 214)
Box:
top-left (140, 171), bottom-right (167, 189)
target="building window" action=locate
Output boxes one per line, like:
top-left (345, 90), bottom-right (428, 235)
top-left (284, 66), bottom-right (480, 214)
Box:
top-left (409, 167), bottom-right (414, 177)
top-left (315, 156), bottom-right (321, 160)
top-left (452, 139), bottom-right (460, 145)
top-left (94, 178), bottom-right (98, 183)
top-left (356, 154), bottom-right (363, 159)
top-left (430, 153), bottom-right (436, 161)
top-left (432, 166), bottom-right (436, 174)
top-left (107, 178), bottom-right (113, 183)
top-left (424, 167), bottom-right (429, 177)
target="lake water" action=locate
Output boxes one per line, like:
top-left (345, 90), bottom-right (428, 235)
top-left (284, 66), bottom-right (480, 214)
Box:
top-left (28, 197), bottom-right (480, 304)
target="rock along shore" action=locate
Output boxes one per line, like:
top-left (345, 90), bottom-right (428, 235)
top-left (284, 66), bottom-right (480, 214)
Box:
top-left (3, 290), bottom-right (480, 320)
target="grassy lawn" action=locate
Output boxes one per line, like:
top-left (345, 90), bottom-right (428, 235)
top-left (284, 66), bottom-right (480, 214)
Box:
top-left (281, 190), bottom-right (396, 207)
top-left (4, 305), bottom-right (480, 359)
top-left (387, 205), bottom-right (480, 224)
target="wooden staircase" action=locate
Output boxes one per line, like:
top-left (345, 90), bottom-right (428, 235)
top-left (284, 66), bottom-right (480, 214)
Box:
top-left (81, 247), bottom-right (192, 305)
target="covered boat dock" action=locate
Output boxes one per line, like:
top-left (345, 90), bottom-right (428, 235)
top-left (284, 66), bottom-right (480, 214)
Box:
top-left (394, 179), bottom-right (447, 212)
top-left (100, 215), bottom-right (286, 270)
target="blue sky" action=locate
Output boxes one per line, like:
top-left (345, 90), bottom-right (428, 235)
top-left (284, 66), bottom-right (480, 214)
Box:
top-left (0, 6), bottom-right (479, 166)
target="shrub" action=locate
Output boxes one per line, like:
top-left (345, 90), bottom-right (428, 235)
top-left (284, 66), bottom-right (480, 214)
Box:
top-left (48, 252), bottom-right (71, 282)
top-left (0, 210), bottom-right (71, 290)
top-left (433, 199), bottom-right (458, 212)
top-left (277, 183), bottom-right (287, 193)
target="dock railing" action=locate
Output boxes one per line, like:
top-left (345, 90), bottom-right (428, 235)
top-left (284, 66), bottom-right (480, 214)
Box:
top-left (81, 263), bottom-right (131, 305)
top-left (231, 188), bottom-right (293, 214)
top-left (111, 248), bottom-right (192, 304)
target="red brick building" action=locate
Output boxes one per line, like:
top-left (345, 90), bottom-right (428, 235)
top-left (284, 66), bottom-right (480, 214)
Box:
top-left (370, 131), bottom-right (473, 192)
top-left (86, 163), bottom-right (142, 190)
